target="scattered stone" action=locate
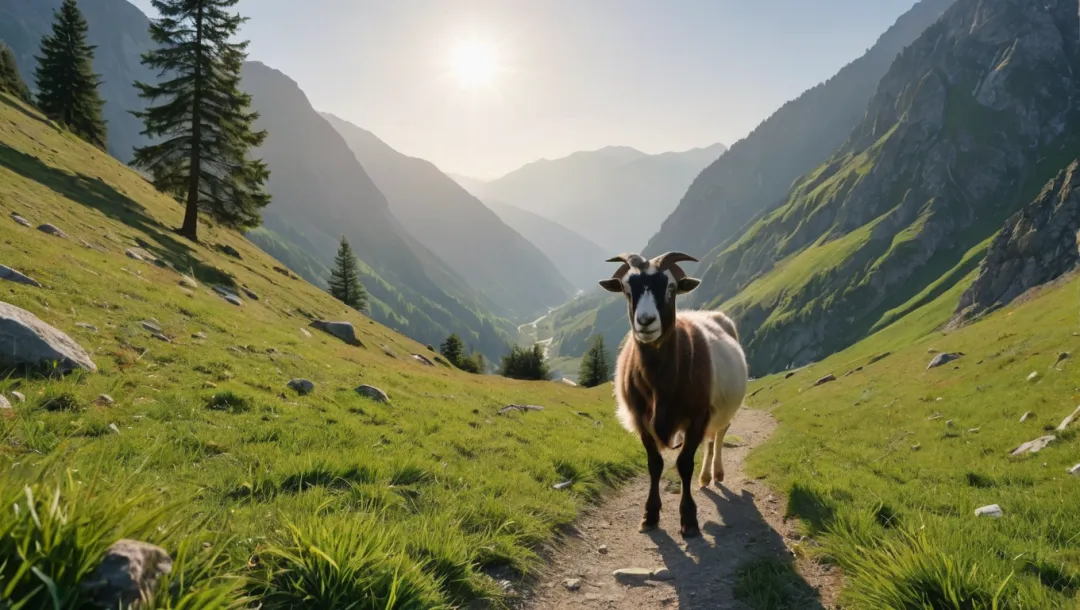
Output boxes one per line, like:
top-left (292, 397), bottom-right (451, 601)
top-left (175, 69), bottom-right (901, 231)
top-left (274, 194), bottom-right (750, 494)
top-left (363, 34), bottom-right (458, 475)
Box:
top-left (1056, 352), bottom-right (1071, 365)
top-left (927, 348), bottom-right (939, 354)
top-left (212, 286), bottom-right (243, 306)
top-left (974, 504), bottom-right (1003, 518)
top-left (843, 366), bottom-right (863, 377)
top-left (651, 568), bottom-right (675, 582)
top-left (784, 371), bottom-right (796, 379)
top-left (108, 423), bottom-right (121, 434)
top-left (867, 352), bottom-right (891, 365)
top-left (927, 413), bottom-right (943, 420)
top-left (76, 322), bottom-right (99, 332)
top-left (1069, 463), bottom-right (1080, 476)
top-left (141, 320), bottom-right (163, 333)
top-left (273, 266), bottom-right (290, 277)
top-left (287, 379), bottom-right (315, 396)
top-left (813, 374), bottom-right (836, 387)
top-left (1056, 405), bottom-right (1080, 431)
top-left (910, 443), bottom-right (921, 451)
top-left (81, 539), bottom-right (172, 609)
top-left (202, 382), bottom-right (217, 389)
top-left (1019, 411), bottom-right (1033, 423)
top-left (1011, 435), bottom-right (1056, 456)
top-left (499, 404), bottom-right (545, 414)
top-left (564, 578), bottom-right (582, 592)
top-left (927, 352), bottom-right (963, 370)
top-left (598, 544), bottom-right (609, 555)
top-left (0, 301), bottom-right (97, 373)
top-left (412, 354), bottom-right (434, 366)
top-left (967, 427), bottom-right (980, 434)
top-left (151, 333), bottom-right (171, 343)
top-left (37, 223), bottom-right (68, 238)
top-left (299, 328), bottom-right (312, 338)
top-left (217, 244), bottom-right (242, 259)
top-left (95, 394), bottom-right (115, 406)
top-left (240, 286), bottom-right (259, 301)
top-left (179, 275), bottom-right (198, 289)
top-left (10, 391), bottom-right (25, 403)
top-left (0, 264), bottom-right (42, 288)
top-left (945, 420), bottom-right (954, 428)
top-left (613, 568), bottom-right (654, 585)
top-left (0, 395), bottom-right (9, 410)
top-left (380, 345), bottom-right (396, 358)
top-left (553, 480), bottom-right (572, 490)
top-left (125, 248), bottom-right (155, 262)
top-left (192, 332), bottom-right (208, 340)
top-left (355, 385), bottom-right (389, 403)
top-left (10, 213), bottom-right (31, 227)
top-left (1026, 371), bottom-right (1040, 382)
top-left (311, 320), bottom-right (360, 346)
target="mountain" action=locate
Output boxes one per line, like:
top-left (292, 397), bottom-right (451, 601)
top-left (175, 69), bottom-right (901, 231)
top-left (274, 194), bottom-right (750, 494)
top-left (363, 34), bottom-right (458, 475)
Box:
top-left (644, 0), bottom-right (956, 264)
top-left (482, 199), bottom-right (608, 291)
top-left (240, 61), bottom-right (513, 359)
top-left (0, 0), bottom-right (156, 162)
top-left (482, 143), bottom-right (727, 252)
top-left (446, 173), bottom-right (489, 197)
top-left (320, 113), bottom-right (573, 321)
top-left (690, 0), bottom-right (1080, 375)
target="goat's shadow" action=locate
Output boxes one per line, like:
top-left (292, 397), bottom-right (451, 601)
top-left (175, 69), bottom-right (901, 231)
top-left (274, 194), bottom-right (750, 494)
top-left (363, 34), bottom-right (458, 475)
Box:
top-left (644, 485), bottom-right (825, 609)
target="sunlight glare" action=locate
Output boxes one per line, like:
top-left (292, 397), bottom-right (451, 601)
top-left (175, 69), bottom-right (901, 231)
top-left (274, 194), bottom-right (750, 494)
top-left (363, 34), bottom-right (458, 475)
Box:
top-left (451, 39), bottom-right (500, 90)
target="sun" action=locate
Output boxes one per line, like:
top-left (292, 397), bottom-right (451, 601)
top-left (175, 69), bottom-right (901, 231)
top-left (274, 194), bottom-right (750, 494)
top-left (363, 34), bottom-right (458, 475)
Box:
top-left (450, 39), bottom-right (500, 90)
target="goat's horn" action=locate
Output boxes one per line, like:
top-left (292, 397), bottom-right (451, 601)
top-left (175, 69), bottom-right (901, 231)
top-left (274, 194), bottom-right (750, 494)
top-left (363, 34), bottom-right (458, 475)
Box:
top-left (606, 253), bottom-right (645, 279)
top-left (651, 252), bottom-right (698, 280)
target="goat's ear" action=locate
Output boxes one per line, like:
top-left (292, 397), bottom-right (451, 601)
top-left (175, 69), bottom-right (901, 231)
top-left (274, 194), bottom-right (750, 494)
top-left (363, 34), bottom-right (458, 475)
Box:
top-left (599, 278), bottom-right (624, 293)
top-left (676, 277), bottom-right (701, 294)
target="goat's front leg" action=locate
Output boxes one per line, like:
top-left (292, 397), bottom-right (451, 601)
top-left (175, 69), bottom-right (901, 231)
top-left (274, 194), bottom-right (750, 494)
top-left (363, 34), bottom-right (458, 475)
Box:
top-left (639, 433), bottom-right (664, 532)
top-left (676, 424), bottom-right (706, 537)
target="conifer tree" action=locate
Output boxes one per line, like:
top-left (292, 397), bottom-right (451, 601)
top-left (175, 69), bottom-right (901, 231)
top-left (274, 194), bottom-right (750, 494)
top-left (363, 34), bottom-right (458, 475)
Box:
top-left (0, 44), bottom-right (31, 103)
top-left (132, 0), bottom-right (269, 242)
top-left (328, 236), bottom-right (367, 310)
top-left (578, 334), bottom-right (611, 388)
top-left (440, 333), bottom-right (465, 367)
top-left (33, 0), bottom-right (107, 148)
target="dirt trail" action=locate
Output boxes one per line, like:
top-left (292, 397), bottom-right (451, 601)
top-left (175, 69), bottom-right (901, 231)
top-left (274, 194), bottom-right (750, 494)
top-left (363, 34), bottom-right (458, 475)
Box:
top-left (518, 409), bottom-right (839, 609)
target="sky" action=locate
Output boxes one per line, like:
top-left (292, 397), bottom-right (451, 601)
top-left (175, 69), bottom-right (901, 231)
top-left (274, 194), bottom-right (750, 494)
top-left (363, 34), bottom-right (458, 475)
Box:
top-left (127, 0), bottom-right (919, 179)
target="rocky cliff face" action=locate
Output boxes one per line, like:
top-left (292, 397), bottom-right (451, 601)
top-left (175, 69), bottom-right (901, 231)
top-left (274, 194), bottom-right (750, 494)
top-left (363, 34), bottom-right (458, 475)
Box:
top-left (692, 0), bottom-right (1080, 375)
top-left (955, 160), bottom-right (1080, 322)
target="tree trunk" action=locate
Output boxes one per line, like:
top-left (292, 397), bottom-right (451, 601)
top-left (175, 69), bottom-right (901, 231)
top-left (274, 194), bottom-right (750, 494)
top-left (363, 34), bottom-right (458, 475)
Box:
top-left (180, 5), bottom-right (204, 242)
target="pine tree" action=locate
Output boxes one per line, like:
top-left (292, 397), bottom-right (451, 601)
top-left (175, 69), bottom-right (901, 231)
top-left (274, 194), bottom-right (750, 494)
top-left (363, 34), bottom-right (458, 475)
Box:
top-left (500, 344), bottom-right (551, 381)
top-left (440, 334), bottom-right (465, 367)
top-left (32, 0), bottom-right (107, 148)
top-left (0, 44), bottom-right (31, 103)
top-left (328, 236), bottom-right (367, 310)
top-left (132, 0), bottom-right (269, 242)
top-left (578, 334), bottom-right (611, 388)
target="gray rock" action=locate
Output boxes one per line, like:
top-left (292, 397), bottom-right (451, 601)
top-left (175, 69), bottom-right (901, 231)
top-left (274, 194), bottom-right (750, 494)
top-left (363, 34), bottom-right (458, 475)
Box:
top-left (927, 353), bottom-right (963, 369)
top-left (974, 504), bottom-right (1003, 518)
top-left (1026, 371), bottom-right (1040, 382)
top-left (553, 480), bottom-right (572, 490)
top-left (95, 394), bottom-right (115, 406)
top-left (125, 248), bottom-right (152, 262)
top-left (0, 394), bottom-right (9, 409)
top-left (217, 244), bottom-right (242, 259)
top-left (192, 331), bottom-right (207, 339)
top-left (1068, 463), bottom-right (1079, 476)
top-left (355, 384), bottom-right (389, 403)
top-left (299, 328), bottom-right (312, 338)
top-left (37, 223), bottom-right (68, 238)
top-left (0, 264), bottom-right (42, 288)
top-left (651, 568), bottom-right (675, 582)
top-left (240, 287), bottom-right (259, 301)
top-left (76, 322), bottom-right (99, 332)
top-left (212, 286), bottom-right (243, 306)
top-left (412, 354), bottom-right (435, 366)
top-left (1011, 435), bottom-right (1055, 456)
top-left (813, 374), bottom-right (836, 387)
top-left (312, 320), bottom-right (361, 346)
top-left (11, 213), bottom-right (31, 227)
top-left (81, 539), bottom-right (172, 609)
top-left (613, 568), bottom-right (653, 585)
top-left (287, 379), bottom-right (315, 396)
top-left (564, 578), bottom-right (582, 592)
top-left (598, 544), bottom-right (609, 555)
top-left (0, 301), bottom-right (97, 374)
top-left (1056, 405), bottom-right (1080, 431)
top-left (108, 423), bottom-right (121, 435)
top-left (1019, 411), bottom-right (1033, 423)
top-left (140, 320), bottom-right (162, 333)
top-left (10, 391), bottom-right (25, 403)
top-left (179, 275), bottom-right (198, 289)
top-left (151, 333), bottom-right (170, 343)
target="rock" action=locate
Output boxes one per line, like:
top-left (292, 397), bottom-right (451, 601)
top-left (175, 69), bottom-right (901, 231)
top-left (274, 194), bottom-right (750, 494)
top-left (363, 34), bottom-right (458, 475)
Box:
top-left (311, 320), bottom-right (361, 346)
top-left (0, 264), bottom-right (42, 288)
top-left (10, 391), bottom-right (25, 403)
top-left (412, 354), bottom-right (434, 366)
top-left (1011, 435), bottom-right (1055, 456)
top-left (76, 322), bottom-right (99, 332)
top-left (0, 394), bottom-right (9, 409)
top-left (564, 578), bottom-right (582, 592)
top-left (927, 413), bottom-right (943, 421)
top-left (910, 443), bottom-right (921, 451)
top-left (945, 420), bottom-right (954, 428)
top-left (37, 223), bottom-right (68, 238)
top-left (1056, 352), bottom-right (1071, 365)
top-left (355, 384), bottom-right (389, 403)
top-left (239, 287), bottom-right (259, 301)
top-left (299, 328), bottom-right (312, 338)
top-left (287, 379), bottom-right (315, 396)
top-left (813, 374), bottom-right (836, 386)
top-left (651, 568), bottom-right (675, 582)
top-left (1026, 371), bottom-right (1040, 382)
top-left (784, 371), bottom-right (796, 379)
top-left (1056, 405), bottom-right (1080, 431)
top-left (974, 504), bottom-right (1003, 518)
top-left (927, 348), bottom-right (939, 354)
top-left (217, 244), bottom-right (242, 259)
top-left (108, 423), bottom-right (121, 434)
top-left (95, 394), bottom-right (115, 406)
top-left (273, 266), bottom-right (290, 277)
top-left (598, 544), bottom-right (609, 555)
top-left (380, 345), bottom-right (396, 358)
top-left (179, 275), bottom-right (198, 289)
top-left (613, 568), bottom-right (653, 585)
top-left (10, 213), bottom-right (31, 227)
top-left (499, 404), bottom-right (545, 414)
top-left (151, 333), bottom-right (170, 343)
top-left (202, 382), bottom-right (217, 389)
top-left (141, 320), bottom-right (163, 333)
top-left (1019, 411), bottom-right (1033, 423)
top-left (81, 539), bottom-right (172, 609)
top-left (967, 427), bottom-right (980, 434)
top-left (553, 480), bottom-right (572, 490)
top-left (125, 248), bottom-right (156, 263)
top-left (0, 301), bottom-right (97, 373)
top-left (927, 353), bottom-right (963, 370)
top-left (192, 331), bottom-right (207, 339)
top-left (1068, 463), bottom-right (1080, 476)
top-left (212, 286), bottom-right (243, 306)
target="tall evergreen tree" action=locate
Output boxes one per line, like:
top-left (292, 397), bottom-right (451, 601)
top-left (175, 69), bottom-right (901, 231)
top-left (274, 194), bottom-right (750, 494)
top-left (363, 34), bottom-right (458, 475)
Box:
top-left (500, 344), bottom-right (551, 381)
top-left (132, 0), bottom-right (269, 242)
top-left (33, 0), bottom-right (107, 148)
top-left (578, 334), bottom-right (611, 388)
top-left (0, 43), bottom-right (31, 103)
top-left (440, 334), bottom-right (465, 367)
top-left (328, 236), bottom-right (367, 310)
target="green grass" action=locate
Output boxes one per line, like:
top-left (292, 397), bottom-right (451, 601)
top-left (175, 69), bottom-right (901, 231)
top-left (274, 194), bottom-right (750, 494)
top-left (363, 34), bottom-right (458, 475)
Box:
top-left (733, 557), bottom-right (821, 610)
top-left (0, 95), bottom-right (640, 608)
top-left (747, 265), bottom-right (1080, 607)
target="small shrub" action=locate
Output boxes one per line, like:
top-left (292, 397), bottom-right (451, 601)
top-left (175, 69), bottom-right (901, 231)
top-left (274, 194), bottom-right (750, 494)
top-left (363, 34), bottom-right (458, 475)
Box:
top-left (205, 391), bottom-right (251, 412)
top-left (40, 391), bottom-right (82, 412)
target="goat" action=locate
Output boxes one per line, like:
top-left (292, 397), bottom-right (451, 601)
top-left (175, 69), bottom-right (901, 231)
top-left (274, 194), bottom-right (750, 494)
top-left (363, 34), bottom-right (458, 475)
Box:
top-left (599, 252), bottom-right (747, 537)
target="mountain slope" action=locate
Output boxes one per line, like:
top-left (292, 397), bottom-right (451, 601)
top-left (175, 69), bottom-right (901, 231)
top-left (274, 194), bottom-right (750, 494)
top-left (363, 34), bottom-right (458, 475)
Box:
top-left (644, 0), bottom-right (956, 263)
top-left (240, 61), bottom-right (513, 359)
top-left (321, 113), bottom-right (573, 321)
top-left (483, 143), bottom-right (726, 252)
top-left (482, 199), bottom-right (608, 291)
top-left (694, 0), bottom-right (1080, 375)
top-left (0, 0), bottom-right (156, 162)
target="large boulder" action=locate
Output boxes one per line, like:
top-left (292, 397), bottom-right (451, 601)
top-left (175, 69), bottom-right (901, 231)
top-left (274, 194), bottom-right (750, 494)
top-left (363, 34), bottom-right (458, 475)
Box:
top-left (0, 264), bottom-right (41, 288)
top-left (355, 384), bottom-right (389, 403)
top-left (0, 302), bottom-right (97, 374)
top-left (311, 320), bottom-right (361, 346)
top-left (81, 539), bottom-right (172, 609)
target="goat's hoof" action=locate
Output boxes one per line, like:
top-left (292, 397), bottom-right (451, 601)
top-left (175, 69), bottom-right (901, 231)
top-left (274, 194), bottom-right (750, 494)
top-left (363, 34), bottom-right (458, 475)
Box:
top-left (698, 477), bottom-right (711, 489)
top-left (714, 471), bottom-right (726, 484)
top-left (639, 518), bottom-right (659, 532)
top-left (680, 523), bottom-right (701, 538)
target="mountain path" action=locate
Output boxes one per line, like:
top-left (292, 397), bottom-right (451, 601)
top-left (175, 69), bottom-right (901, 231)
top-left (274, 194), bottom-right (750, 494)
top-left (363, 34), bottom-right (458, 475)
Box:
top-left (516, 409), bottom-right (840, 609)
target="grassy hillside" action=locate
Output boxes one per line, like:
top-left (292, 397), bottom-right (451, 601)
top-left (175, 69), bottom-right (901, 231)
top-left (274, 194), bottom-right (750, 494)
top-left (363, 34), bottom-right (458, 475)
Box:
top-left (746, 265), bottom-right (1080, 606)
top-left (0, 95), bottom-right (640, 608)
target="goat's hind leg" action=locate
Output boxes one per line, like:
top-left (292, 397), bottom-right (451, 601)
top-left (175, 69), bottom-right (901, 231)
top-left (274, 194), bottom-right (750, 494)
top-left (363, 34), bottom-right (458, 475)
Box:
top-left (676, 425), bottom-right (706, 538)
top-left (639, 433), bottom-right (664, 532)
top-left (712, 423), bottom-right (731, 485)
top-left (698, 432), bottom-right (715, 489)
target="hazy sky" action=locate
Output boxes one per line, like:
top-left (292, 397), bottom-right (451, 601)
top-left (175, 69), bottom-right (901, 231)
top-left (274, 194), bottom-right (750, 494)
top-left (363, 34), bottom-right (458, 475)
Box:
top-left (127, 0), bottom-right (918, 179)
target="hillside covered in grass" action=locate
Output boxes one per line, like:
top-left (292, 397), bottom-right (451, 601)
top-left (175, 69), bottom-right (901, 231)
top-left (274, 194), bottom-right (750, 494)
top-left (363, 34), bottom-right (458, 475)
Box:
top-left (0, 94), bottom-right (640, 608)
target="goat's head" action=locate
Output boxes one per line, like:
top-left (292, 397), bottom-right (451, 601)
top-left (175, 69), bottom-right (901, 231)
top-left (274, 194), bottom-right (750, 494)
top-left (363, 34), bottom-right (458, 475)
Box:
top-left (599, 252), bottom-right (700, 345)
